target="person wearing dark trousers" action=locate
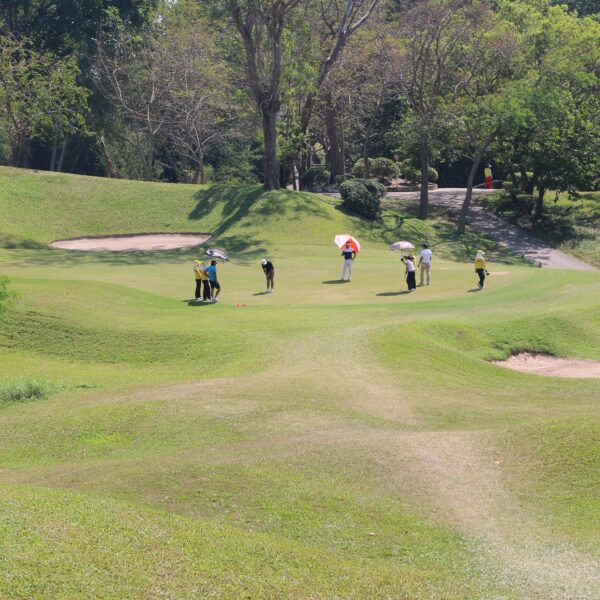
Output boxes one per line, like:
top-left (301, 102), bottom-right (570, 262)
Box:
top-left (193, 260), bottom-right (204, 302)
top-left (261, 259), bottom-right (275, 293)
top-left (200, 265), bottom-right (212, 302)
top-left (404, 255), bottom-right (417, 291)
top-left (206, 260), bottom-right (221, 302)
top-left (474, 251), bottom-right (489, 289)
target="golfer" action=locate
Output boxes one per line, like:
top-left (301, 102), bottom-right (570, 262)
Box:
top-left (193, 260), bottom-right (205, 302)
top-left (340, 241), bottom-right (356, 281)
top-left (261, 259), bottom-right (275, 293)
top-left (206, 260), bottom-right (221, 302)
top-left (404, 255), bottom-right (416, 291)
top-left (474, 250), bottom-right (489, 289)
top-left (199, 261), bottom-right (211, 302)
top-left (419, 243), bottom-right (432, 286)
top-left (484, 164), bottom-right (493, 189)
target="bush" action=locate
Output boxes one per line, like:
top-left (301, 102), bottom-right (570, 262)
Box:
top-left (339, 179), bottom-right (382, 220)
top-left (0, 379), bottom-right (54, 406)
top-left (427, 167), bottom-right (439, 183)
top-left (301, 165), bottom-right (330, 188)
top-left (334, 174), bottom-right (346, 185)
top-left (403, 165), bottom-right (421, 183)
top-left (371, 157), bottom-right (397, 178)
top-left (351, 158), bottom-right (373, 178)
top-left (354, 178), bottom-right (386, 199)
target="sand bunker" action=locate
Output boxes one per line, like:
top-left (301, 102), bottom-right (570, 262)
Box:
top-left (494, 352), bottom-right (600, 378)
top-left (49, 233), bottom-right (212, 252)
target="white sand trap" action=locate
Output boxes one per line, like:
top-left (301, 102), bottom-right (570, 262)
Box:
top-left (49, 233), bottom-right (212, 252)
top-left (494, 352), bottom-right (600, 378)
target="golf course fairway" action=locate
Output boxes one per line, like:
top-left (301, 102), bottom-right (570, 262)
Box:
top-left (1, 167), bottom-right (599, 599)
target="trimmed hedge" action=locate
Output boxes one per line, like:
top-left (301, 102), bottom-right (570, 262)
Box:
top-left (372, 157), bottom-right (396, 178)
top-left (301, 165), bottom-right (330, 188)
top-left (339, 179), bottom-right (384, 220)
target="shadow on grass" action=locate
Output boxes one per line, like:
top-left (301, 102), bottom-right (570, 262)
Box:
top-left (376, 291), bottom-right (411, 296)
top-left (322, 279), bottom-right (348, 284)
top-left (467, 288), bottom-right (482, 293)
top-left (182, 300), bottom-right (215, 307)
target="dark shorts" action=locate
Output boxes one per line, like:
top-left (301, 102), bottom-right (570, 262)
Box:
top-left (210, 280), bottom-right (220, 290)
top-left (265, 270), bottom-right (275, 281)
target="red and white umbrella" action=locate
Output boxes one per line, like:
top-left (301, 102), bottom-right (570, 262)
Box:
top-left (389, 241), bottom-right (415, 251)
top-left (335, 235), bottom-right (361, 253)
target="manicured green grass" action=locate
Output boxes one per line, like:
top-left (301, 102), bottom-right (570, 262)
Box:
top-left (0, 167), bottom-right (598, 598)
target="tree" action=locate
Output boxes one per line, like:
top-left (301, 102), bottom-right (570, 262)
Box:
top-left (0, 36), bottom-right (89, 167)
top-left (492, 3), bottom-right (600, 221)
top-left (388, 0), bottom-right (501, 219)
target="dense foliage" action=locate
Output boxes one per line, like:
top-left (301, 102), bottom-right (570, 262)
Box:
top-left (0, 0), bottom-right (598, 219)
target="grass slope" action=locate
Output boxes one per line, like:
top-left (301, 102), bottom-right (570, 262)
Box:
top-left (0, 167), bottom-right (599, 599)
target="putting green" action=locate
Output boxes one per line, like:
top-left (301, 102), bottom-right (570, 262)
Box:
top-left (0, 167), bottom-right (599, 599)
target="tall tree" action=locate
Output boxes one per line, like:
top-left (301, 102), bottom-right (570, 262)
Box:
top-left (388, 0), bottom-right (499, 220)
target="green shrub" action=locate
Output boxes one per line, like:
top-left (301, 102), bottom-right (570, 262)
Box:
top-left (354, 178), bottom-right (386, 199)
top-left (0, 379), bottom-right (54, 407)
top-left (301, 165), bottom-right (330, 188)
top-left (427, 167), bottom-right (439, 183)
top-left (339, 179), bottom-right (382, 220)
top-left (371, 157), bottom-right (397, 178)
top-left (351, 158), bottom-right (373, 178)
top-left (334, 174), bottom-right (346, 185)
top-left (403, 165), bottom-right (421, 182)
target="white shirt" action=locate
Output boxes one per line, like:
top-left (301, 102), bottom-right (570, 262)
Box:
top-left (420, 249), bottom-right (432, 264)
top-left (405, 258), bottom-right (415, 272)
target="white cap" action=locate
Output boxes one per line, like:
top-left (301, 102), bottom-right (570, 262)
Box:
top-left (261, 259), bottom-right (267, 265)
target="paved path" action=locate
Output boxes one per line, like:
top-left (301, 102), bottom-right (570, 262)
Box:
top-left (324, 188), bottom-right (594, 270)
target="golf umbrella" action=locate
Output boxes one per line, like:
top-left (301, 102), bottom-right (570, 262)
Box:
top-left (205, 248), bottom-right (229, 261)
top-left (389, 241), bottom-right (415, 251)
top-left (334, 235), bottom-right (361, 253)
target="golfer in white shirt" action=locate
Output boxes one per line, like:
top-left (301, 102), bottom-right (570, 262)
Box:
top-left (418, 243), bottom-right (432, 286)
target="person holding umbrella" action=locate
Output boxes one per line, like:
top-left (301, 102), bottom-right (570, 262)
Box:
top-left (340, 241), bottom-right (356, 281)
top-left (474, 250), bottom-right (489, 289)
top-left (261, 259), bottom-right (275, 293)
top-left (418, 243), bottom-right (432, 286)
top-left (404, 255), bottom-right (417, 291)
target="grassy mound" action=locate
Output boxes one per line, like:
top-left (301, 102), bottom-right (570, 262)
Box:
top-left (0, 167), bottom-right (599, 598)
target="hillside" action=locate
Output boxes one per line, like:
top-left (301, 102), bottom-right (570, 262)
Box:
top-left (0, 167), bottom-right (599, 599)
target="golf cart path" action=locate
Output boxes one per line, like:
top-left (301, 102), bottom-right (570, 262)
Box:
top-left (324, 188), bottom-right (594, 270)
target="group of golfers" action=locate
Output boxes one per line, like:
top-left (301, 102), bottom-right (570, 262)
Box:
top-left (192, 242), bottom-right (489, 302)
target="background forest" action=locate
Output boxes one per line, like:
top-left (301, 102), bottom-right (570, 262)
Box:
top-left (1, 0), bottom-right (598, 208)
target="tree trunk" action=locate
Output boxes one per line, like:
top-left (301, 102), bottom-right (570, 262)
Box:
top-left (57, 135), bottom-right (68, 172)
top-left (419, 134), bottom-right (429, 220)
top-left (99, 134), bottom-right (118, 178)
top-left (532, 182), bottom-right (545, 221)
top-left (50, 123), bottom-right (61, 171)
top-left (363, 122), bottom-right (373, 179)
top-left (458, 157), bottom-right (483, 234)
top-left (262, 106), bottom-right (279, 190)
top-left (21, 138), bottom-right (31, 168)
top-left (144, 137), bottom-right (155, 181)
top-left (325, 101), bottom-right (344, 181)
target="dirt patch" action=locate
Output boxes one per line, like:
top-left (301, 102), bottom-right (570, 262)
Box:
top-left (494, 352), bottom-right (600, 378)
top-left (49, 233), bottom-right (212, 252)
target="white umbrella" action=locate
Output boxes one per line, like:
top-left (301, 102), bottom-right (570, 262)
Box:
top-left (334, 235), bottom-right (361, 253)
top-left (205, 248), bottom-right (230, 261)
top-left (390, 241), bottom-right (415, 251)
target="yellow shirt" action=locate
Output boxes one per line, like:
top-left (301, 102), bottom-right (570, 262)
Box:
top-left (474, 257), bottom-right (487, 270)
top-left (194, 262), bottom-right (208, 280)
